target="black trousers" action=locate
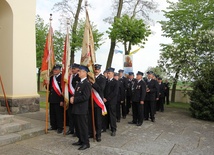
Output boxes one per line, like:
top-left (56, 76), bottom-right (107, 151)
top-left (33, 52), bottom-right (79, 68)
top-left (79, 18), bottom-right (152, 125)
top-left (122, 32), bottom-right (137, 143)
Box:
top-left (49, 102), bottom-right (63, 130)
top-left (144, 100), bottom-right (155, 120)
top-left (74, 114), bottom-right (89, 145)
top-left (132, 102), bottom-right (137, 123)
top-left (116, 101), bottom-right (121, 121)
top-left (106, 103), bottom-right (117, 132)
top-left (67, 105), bottom-right (75, 132)
top-left (158, 97), bottom-right (164, 112)
top-left (126, 95), bottom-right (131, 114)
top-left (88, 106), bottom-right (102, 138)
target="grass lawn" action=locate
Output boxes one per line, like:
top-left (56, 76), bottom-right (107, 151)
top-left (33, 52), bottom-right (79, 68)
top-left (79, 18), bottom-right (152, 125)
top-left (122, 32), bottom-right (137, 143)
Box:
top-left (166, 102), bottom-right (190, 110)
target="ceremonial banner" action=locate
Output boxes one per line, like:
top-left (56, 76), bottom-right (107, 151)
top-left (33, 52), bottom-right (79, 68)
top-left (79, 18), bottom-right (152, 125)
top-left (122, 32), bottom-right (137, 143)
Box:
top-left (62, 28), bottom-right (71, 104)
top-left (80, 10), bottom-right (107, 115)
top-left (40, 24), bottom-right (55, 85)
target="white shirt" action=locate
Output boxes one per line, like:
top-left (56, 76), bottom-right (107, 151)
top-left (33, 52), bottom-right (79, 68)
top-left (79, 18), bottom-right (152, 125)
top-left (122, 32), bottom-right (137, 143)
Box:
top-left (81, 77), bottom-right (87, 83)
top-left (95, 73), bottom-right (101, 79)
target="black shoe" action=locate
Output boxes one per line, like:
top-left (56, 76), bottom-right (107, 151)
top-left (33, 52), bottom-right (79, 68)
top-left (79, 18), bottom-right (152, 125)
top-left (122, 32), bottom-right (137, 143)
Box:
top-left (151, 118), bottom-right (155, 122)
top-left (73, 132), bottom-right (77, 137)
top-left (78, 144), bottom-right (90, 150)
top-left (144, 118), bottom-right (149, 120)
top-left (66, 130), bottom-right (74, 135)
top-left (57, 129), bottom-right (63, 134)
top-left (72, 141), bottom-right (82, 146)
top-left (48, 127), bottom-right (57, 131)
top-left (96, 137), bottom-right (101, 142)
top-left (88, 135), bottom-right (93, 138)
top-left (117, 119), bottom-right (120, 122)
top-left (101, 129), bottom-right (106, 133)
top-left (122, 116), bottom-right (126, 119)
top-left (136, 123), bottom-right (142, 126)
top-left (111, 131), bottom-right (116, 136)
top-left (128, 121), bottom-right (136, 124)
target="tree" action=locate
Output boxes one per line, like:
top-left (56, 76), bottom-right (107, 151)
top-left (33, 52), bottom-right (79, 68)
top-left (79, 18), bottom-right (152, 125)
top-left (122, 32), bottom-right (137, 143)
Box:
top-left (144, 66), bottom-right (167, 79)
top-left (105, 0), bottom-right (158, 69)
top-left (159, 0), bottom-right (214, 102)
top-left (36, 15), bottom-right (48, 91)
top-left (107, 15), bottom-right (151, 55)
top-left (189, 67), bottom-right (214, 121)
top-left (52, 0), bottom-right (104, 64)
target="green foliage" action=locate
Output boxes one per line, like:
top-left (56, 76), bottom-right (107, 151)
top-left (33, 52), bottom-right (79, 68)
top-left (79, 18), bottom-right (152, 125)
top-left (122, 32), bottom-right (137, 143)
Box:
top-left (107, 15), bottom-right (151, 54)
top-left (159, 0), bottom-right (214, 81)
top-left (53, 30), bottom-right (65, 64)
top-left (72, 20), bottom-right (104, 51)
top-left (36, 15), bottom-right (48, 68)
top-left (189, 67), bottom-right (214, 121)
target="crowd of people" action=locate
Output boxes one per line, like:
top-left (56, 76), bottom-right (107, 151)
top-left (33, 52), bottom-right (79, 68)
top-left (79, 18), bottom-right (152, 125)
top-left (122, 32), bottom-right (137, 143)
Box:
top-left (47, 63), bottom-right (170, 150)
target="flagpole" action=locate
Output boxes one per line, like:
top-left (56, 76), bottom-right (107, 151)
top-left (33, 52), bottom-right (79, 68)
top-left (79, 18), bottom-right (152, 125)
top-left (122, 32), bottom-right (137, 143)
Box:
top-left (45, 14), bottom-right (53, 134)
top-left (0, 75), bottom-right (11, 115)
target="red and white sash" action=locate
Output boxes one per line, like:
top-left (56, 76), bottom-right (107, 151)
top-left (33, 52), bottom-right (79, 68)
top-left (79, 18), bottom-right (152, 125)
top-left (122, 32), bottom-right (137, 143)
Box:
top-left (52, 76), bottom-right (62, 96)
top-left (92, 88), bottom-right (107, 115)
top-left (68, 75), bottom-right (75, 95)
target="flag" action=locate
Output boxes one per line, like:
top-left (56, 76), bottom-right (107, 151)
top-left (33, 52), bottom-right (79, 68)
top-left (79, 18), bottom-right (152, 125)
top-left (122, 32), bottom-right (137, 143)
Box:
top-left (40, 25), bottom-right (55, 85)
top-left (61, 27), bottom-right (71, 105)
top-left (80, 10), bottom-right (107, 115)
top-left (129, 48), bottom-right (141, 55)
top-left (114, 49), bottom-right (123, 54)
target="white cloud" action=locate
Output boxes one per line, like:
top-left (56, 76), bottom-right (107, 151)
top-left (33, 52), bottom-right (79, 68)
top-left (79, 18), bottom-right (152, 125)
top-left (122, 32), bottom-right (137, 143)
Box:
top-left (36, 0), bottom-right (176, 74)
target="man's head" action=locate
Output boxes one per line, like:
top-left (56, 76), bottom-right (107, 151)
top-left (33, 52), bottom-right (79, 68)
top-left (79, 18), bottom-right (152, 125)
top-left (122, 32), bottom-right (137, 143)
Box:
top-left (94, 64), bottom-right (102, 75)
top-left (103, 70), bottom-right (108, 78)
top-left (69, 63), bottom-right (80, 74)
top-left (114, 72), bottom-right (119, 80)
top-left (107, 67), bottom-right (115, 79)
top-left (136, 71), bottom-right (144, 80)
top-left (147, 71), bottom-right (154, 79)
top-left (118, 69), bottom-right (124, 77)
top-left (53, 64), bottom-right (61, 75)
top-left (128, 72), bottom-right (134, 79)
top-left (78, 65), bottom-right (89, 79)
top-left (158, 77), bottom-right (162, 83)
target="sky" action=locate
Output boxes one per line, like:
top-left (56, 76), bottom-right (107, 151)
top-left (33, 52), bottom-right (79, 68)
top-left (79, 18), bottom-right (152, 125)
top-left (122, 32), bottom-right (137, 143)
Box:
top-left (36, 0), bottom-right (175, 73)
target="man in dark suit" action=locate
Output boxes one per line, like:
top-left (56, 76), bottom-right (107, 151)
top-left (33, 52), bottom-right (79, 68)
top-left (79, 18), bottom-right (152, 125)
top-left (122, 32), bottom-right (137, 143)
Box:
top-left (114, 72), bottom-right (125, 123)
top-left (88, 64), bottom-right (106, 142)
top-left (118, 69), bottom-right (128, 119)
top-left (103, 67), bottom-right (119, 136)
top-left (48, 64), bottom-right (64, 134)
top-left (157, 77), bottom-right (165, 112)
top-left (164, 79), bottom-right (170, 105)
top-left (128, 71), bottom-right (146, 126)
top-left (126, 72), bottom-right (136, 114)
top-left (66, 63), bottom-right (80, 135)
top-left (70, 65), bottom-right (91, 150)
top-left (144, 71), bottom-right (159, 122)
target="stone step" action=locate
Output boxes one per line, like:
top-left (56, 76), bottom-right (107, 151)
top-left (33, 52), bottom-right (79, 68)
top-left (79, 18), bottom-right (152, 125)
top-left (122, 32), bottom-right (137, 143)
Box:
top-left (0, 127), bottom-right (44, 147)
top-left (0, 115), bottom-right (14, 125)
top-left (0, 119), bottom-right (31, 136)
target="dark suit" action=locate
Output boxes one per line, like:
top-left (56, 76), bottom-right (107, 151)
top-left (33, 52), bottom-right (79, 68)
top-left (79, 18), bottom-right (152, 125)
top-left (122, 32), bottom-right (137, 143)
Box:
top-left (103, 78), bottom-right (119, 132)
top-left (48, 74), bottom-right (64, 130)
top-left (71, 78), bottom-right (91, 145)
top-left (126, 78), bottom-right (136, 114)
top-left (116, 79), bottom-right (125, 121)
top-left (157, 82), bottom-right (165, 112)
top-left (88, 74), bottom-right (106, 139)
top-left (164, 82), bottom-right (170, 105)
top-left (120, 77), bottom-right (128, 116)
top-left (144, 79), bottom-right (159, 121)
top-left (67, 74), bottom-right (80, 132)
top-left (131, 80), bottom-right (146, 124)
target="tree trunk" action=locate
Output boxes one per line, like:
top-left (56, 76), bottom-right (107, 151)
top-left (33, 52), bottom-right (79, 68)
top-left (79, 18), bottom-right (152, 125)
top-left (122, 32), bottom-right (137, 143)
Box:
top-left (171, 70), bottom-right (179, 102)
top-left (105, 0), bottom-right (123, 70)
top-left (37, 68), bottom-right (41, 92)
top-left (70, 0), bottom-right (83, 64)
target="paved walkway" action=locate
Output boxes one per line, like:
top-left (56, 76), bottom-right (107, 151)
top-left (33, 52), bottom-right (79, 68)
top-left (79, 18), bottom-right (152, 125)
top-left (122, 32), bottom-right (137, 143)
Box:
top-left (0, 107), bottom-right (214, 155)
